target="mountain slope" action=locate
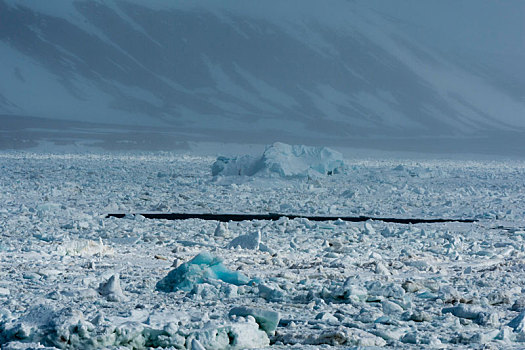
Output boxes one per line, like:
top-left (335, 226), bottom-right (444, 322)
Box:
top-left (1, 0), bottom-right (524, 152)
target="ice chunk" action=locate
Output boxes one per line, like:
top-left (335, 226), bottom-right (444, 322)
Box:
top-left (508, 310), bottom-right (525, 332)
top-left (156, 252), bottom-right (250, 292)
top-left (470, 329), bottom-right (500, 344)
top-left (382, 300), bottom-right (404, 315)
top-left (56, 238), bottom-right (113, 257)
top-left (339, 278), bottom-right (368, 301)
top-left (145, 310), bottom-right (189, 331)
top-left (258, 283), bottom-right (284, 302)
top-left (363, 221), bottom-right (375, 235)
top-left (366, 281), bottom-right (405, 299)
top-left (98, 274), bottom-right (126, 302)
top-left (442, 304), bottom-right (498, 326)
top-left (35, 203), bottom-right (62, 217)
top-left (212, 142), bottom-right (345, 178)
top-left (402, 280), bottom-right (423, 293)
top-left (1, 304), bottom-right (269, 349)
top-left (375, 261), bottom-right (391, 275)
top-left (190, 283), bottom-right (218, 300)
top-left (227, 230), bottom-right (261, 250)
top-left (437, 285), bottom-right (460, 303)
top-left (315, 312), bottom-right (339, 325)
top-left (229, 306), bottom-right (281, 335)
top-left (442, 304), bottom-right (481, 320)
top-left (214, 222), bottom-right (229, 237)
top-left (220, 284), bottom-right (239, 298)
top-left (189, 319), bottom-right (270, 349)
top-left (48, 309), bottom-right (97, 349)
top-left (2, 341), bottom-right (55, 349)
top-left (401, 331), bottom-right (419, 344)
top-left (191, 338), bottom-right (206, 350)
top-left (308, 327), bottom-right (387, 346)
top-left (258, 243), bottom-right (275, 255)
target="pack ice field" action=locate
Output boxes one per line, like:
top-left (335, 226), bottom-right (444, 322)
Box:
top-left (2, 146), bottom-right (525, 349)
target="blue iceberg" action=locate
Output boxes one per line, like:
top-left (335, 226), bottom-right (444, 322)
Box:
top-left (156, 252), bottom-right (250, 292)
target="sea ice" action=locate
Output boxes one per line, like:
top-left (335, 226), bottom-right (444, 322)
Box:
top-left (4, 152), bottom-right (525, 348)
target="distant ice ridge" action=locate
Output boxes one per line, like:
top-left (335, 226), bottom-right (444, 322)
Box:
top-left (212, 142), bottom-right (346, 178)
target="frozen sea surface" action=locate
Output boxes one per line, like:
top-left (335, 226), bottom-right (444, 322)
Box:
top-left (1, 151), bottom-right (525, 348)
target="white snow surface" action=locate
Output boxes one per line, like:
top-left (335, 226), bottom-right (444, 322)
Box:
top-left (2, 150), bottom-right (525, 348)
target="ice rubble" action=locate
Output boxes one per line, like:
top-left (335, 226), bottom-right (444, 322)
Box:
top-left (212, 142), bottom-right (345, 178)
top-left (156, 252), bottom-right (251, 292)
top-left (6, 153), bottom-right (525, 349)
top-left (0, 304), bottom-right (270, 350)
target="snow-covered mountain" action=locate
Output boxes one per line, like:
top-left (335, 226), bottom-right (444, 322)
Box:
top-left (1, 0), bottom-right (524, 153)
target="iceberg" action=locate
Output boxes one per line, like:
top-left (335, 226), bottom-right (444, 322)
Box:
top-left (212, 142), bottom-right (345, 178)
